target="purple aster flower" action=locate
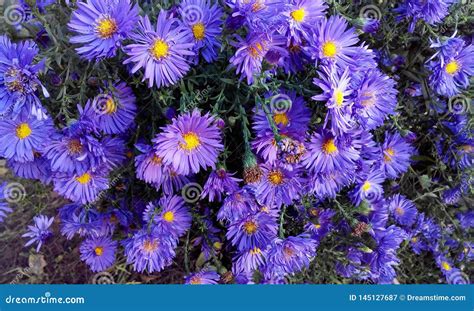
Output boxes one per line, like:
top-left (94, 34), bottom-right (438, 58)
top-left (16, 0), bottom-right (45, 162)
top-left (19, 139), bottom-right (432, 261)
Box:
top-left (226, 0), bottom-right (284, 30)
top-left (352, 69), bottom-right (398, 129)
top-left (313, 66), bottom-right (354, 135)
top-left (218, 188), bottom-right (260, 222)
top-left (123, 11), bottom-right (195, 88)
top-left (307, 15), bottom-right (360, 68)
top-left (456, 211), bottom-right (474, 230)
top-left (267, 235), bottom-right (317, 275)
top-left (362, 18), bottom-right (380, 34)
top-left (234, 246), bottom-right (267, 273)
top-left (179, 0), bottom-right (223, 63)
top-left (135, 143), bottom-right (166, 184)
top-left (308, 170), bottom-right (353, 199)
top-left (7, 153), bottom-right (52, 184)
top-left (302, 129), bottom-right (360, 174)
top-left (0, 183), bottom-right (13, 223)
top-left (201, 168), bottom-right (241, 202)
top-left (435, 253), bottom-right (468, 285)
top-left (388, 194), bottom-right (418, 227)
top-left (0, 112), bottom-right (52, 162)
top-left (84, 82), bottom-right (136, 134)
top-left (158, 166), bottom-right (192, 195)
top-left (253, 89), bottom-right (311, 138)
top-left (428, 37), bottom-right (474, 97)
top-left (280, 0), bottom-right (327, 43)
top-left (68, 0), bottom-right (139, 60)
top-left (226, 211), bottom-right (277, 251)
top-left (395, 0), bottom-right (453, 33)
top-left (0, 36), bottom-right (49, 119)
top-left (123, 230), bottom-right (176, 273)
top-left (143, 195), bottom-right (192, 239)
top-left (80, 235), bottom-right (117, 272)
top-left (59, 204), bottom-right (103, 239)
top-left (184, 270), bottom-right (220, 284)
top-left (53, 168), bottom-right (109, 204)
top-left (349, 168), bottom-right (385, 206)
top-left (255, 162), bottom-right (303, 208)
top-left (304, 208), bottom-right (336, 241)
top-left (378, 131), bottom-right (416, 179)
top-left (22, 215), bottom-right (54, 252)
top-left (100, 136), bottom-right (126, 171)
top-left (153, 109), bottom-right (223, 176)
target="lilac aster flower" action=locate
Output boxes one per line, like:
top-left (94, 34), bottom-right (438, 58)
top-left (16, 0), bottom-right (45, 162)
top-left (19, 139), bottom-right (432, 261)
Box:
top-left (158, 166), bottom-right (192, 195)
top-left (255, 162), bottom-right (303, 208)
top-left (234, 246), bottom-right (267, 273)
top-left (7, 153), bottom-right (52, 184)
top-left (80, 235), bottom-right (117, 272)
top-left (0, 36), bottom-right (49, 119)
top-left (0, 112), bottom-right (53, 162)
top-left (281, 0), bottom-right (327, 43)
top-left (123, 11), bottom-right (195, 88)
top-left (313, 66), bottom-right (354, 135)
top-left (349, 169), bottom-right (385, 206)
top-left (302, 129), bottom-right (360, 174)
top-left (308, 170), bottom-right (353, 199)
top-left (217, 188), bottom-right (260, 222)
top-left (84, 82), bottom-right (136, 134)
top-left (123, 230), bottom-right (176, 273)
top-left (308, 15), bottom-right (360, 68)
top-left (226, 212), bottom-right (277, 251)
top-left (378, 131), bottom-right (416, 179)
top-left (388, 194), bottom-right (418, 227)
top-left (144, 195), bottom-right (192, 239)
top-left (267, 235), bottom-right (317, 275)
top-left (68, 0), bottom-right (139, 60)
top-left (185, 270), bottom-right (220, 284)
top-left (53, 168), bottom-right (109, 204)
top-left (59, 204), bottom-right (103, 239)
top-left (226, 0), bottom-right (284, 30)
top-left (304, 208), bottom-right (336, 241)
top-left (22, 215), bottom-right (54, 252)
top-left (101, 136), bottom-right (126, 171)
top-left (201, 168), bottom-right (241, 202)
top-left (179, 0), bottom-right (223, 63)
top-left (153, 109), bottom-right (223, 175)
top-left (395, 0), bottom-right (453, 33)
top-left (352, 69), bottom-right (398, 129)
top-left (456, 211), bottom-right (474, 230)
top-left (435, 254), bottom-right (468, 285)
top-left (135, 143), bottom-right (166, 184)
top-left (428, 37), bottom-right (474, 97)
top-left (253, 89), bottom-right (311, 138)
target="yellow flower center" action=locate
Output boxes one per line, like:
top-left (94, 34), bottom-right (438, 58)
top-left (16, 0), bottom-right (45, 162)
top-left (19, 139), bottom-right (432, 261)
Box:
top-left (180, 132), bottom-right (201, 151)
top-left (192, 22), bottom-right (206, 40)
top-left (283, 246), bottom-right (295, 257)
top-left (273, 112), bottom-right (289, 126)
top-left (322, 139), bottom-right (338, 155)
top-left (105, 98), bottom-right (117, 114)
top-left (445, 60), bottom-right (460, 75)
top-left (143, 239), bottom-right (159, 253)
top-left (249, 42), bottom-right (265, 58)
top-left (251, 0), bottom-right (264, 12)
top-left (395, 207), bottom-right (404, 216)
top-left (268, 170), bottom-right (284, 185)
top-left (441, 261), bottom-right (451, 271)
top-left (68, 139), bottom-right (83, 154)
top-left (362, 181), bottom-right (371, 192)
top-left (250, 247), bottom-right (262, 255)
top-left (150, 39), bottom-right (169, 60)
top-left (151, 155), bottom-right (163, 165)
top-left (163, 211), bottom-right (175, 223)
top-left (334, 89), bottom-right (344, 106)
top-left (94, 247), bottom-right (104, 256)
top-left (383, 148), bottom-right (395, 162)
top-left (411, 236), bottom-right (418, 243)
top-left (243, 220), bottom-right (258, 235)
top-left (290, 8), bottom-right (305, 22)
top-left (76, 173), bottom-right (92, 184)
top-left (213, 242), bottom-right (223, 250)
top-left (322, 41), bottom-right (337, 58)
top-left (314, 224), bottom-right (321, 229)
top-left (96, 17), bottom-right (118, 39)
top-left (16, 123), bottom-right (32, 139)
top-left (189, 276), bottom-right (202, 284)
